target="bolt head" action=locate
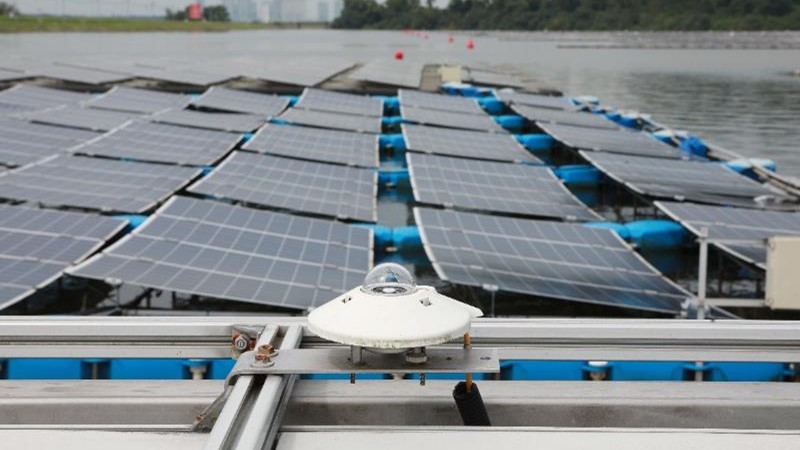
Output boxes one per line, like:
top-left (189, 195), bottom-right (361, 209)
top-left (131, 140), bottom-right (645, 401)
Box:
top-left (232, 335), bottom-right (249, 351)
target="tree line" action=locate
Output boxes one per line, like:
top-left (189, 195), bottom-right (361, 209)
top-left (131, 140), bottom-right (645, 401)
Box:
top-left (332, 0), bottom-right (800, 30)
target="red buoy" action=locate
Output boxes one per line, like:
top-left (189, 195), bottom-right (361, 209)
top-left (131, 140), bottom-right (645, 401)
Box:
top-left (448, 35), bottom-right (454, 43)
top-left (423, 32), bottom-right (429, 39)
top-left (466, 39), bottom-right (475, 50)
top-left (394, 50), bottom-right (404, 60)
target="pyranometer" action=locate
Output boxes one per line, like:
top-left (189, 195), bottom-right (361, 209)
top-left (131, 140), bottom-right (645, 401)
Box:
top-left (308, 263), bottom-right (483, 353)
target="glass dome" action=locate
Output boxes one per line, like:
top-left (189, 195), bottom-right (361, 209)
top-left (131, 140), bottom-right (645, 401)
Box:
top-left (361, 263), bottom-right (416, 296)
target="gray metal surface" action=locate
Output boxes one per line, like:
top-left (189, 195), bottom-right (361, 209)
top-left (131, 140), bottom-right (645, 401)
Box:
top-left (0, 117), bottom-right (99, 167)
top-left (656, 201), bottom-right (800, 269)
top-left (0, 154), bottom-right (200, 213)
top-left (407, 153), bottom-right (599, 221)
top-left (348, 59), bottom-right (425, 88)
top-left (0, 205), bottom-right (126, 309)
top-left (294, 88), bottom-right (384, 117)
top-left (402, 123), bottom-right (538, 163)
top-left (512, 103), bottom-right (620, 129)
top-left (414, 207), bottom-right (691, 314)
top-left (497, 91), bottom-right (577, 110)
top-left (0, 85), bottom-right (92, 112)
top-left (278, 108), bottom-right (382, 134)
top-left (188, 151), bottom-right (377, 222)
top-left (401, 105), bottom-right (507, 133)
top-left (190, 87), bottom-right (289, 117)
top-left (399, 89), bottom-right (485, 115)
top-left (231, 347), bottom-right (498, 375)
top-left (540, 122), bottom-right (683, 158)
top-left (243, 124), bottom-right (379, 168)
top-left (69, 197), bottom-right (373, 309)
top-left (24, 105), bottom-right (136, 132)
top-left (73, 120), bottom-right (240, 166)
top-left (2, 317), bottom-right (800, 362)
top-left (150, 108), bottom-right (265, 133)
top-left (463, 68), bottom-right (525, 88)
top-left (582, 151), bottom-right (785, 206)
top-left (88, 86), bottom-right (189, 114)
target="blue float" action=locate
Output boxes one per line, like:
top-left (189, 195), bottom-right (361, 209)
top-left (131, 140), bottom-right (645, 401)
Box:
top-left (393, 226), bottom-right (422, 251)
top-left (379, 133), bottom-right (406, 152)
top-left (725, 158), bottom-right (776, 181)
top-left (112, 214), bottom-right (147, 232)
top-left (281, 95), bottom-right (299, 107)
top-left (584, 222), bottom-right (631, 241)
top-left (554, 165), bottom-right (600, 187)
top-left (500, 360), bottom-right (585, 381)
top-left (493, 115), bottom-right (525, 132)
top-left (625, 220), bottom-right (687, 250)
top-left (515, 133), bottom-right (554, 152)
top-left (375, 96), bottom-right (400, 116)
top-left (477, 97), bottom-right (505, 115)
top-left (679, 135), bottom-right (710, 158)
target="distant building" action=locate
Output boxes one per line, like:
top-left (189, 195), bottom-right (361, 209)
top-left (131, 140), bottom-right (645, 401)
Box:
top-left (222, 0), bottom-right (342, 23)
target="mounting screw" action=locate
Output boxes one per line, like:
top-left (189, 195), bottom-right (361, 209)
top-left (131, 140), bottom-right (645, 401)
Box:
top-left (254, 344), bottom-right (276, 364)
top-left (232, 334), bottom-right (250, 352)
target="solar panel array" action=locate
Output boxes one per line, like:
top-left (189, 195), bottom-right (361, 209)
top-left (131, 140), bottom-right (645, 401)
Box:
top-left (278, 107), bottom-right (382, 134)
top-left (398, 89), bottom-right (485, 115)
top-left (402, 123), bottom-right (536, 163)
top-left (401, 105), bottom-right (508, 133)
top-left (497, 91), bottom-right (577, 111)
top-left (29, 62), bottom-right (133, 85)
top-left (0, 205), bottom-right (126, 309)
top-left (0, 85), bottom-right (91, 113)
top-left (0, 155), bottom-right (200, 213)
top-left (414, 207), bottom-right (690, 314)
top-left (408, 153), bottom-right (600, 221)
top-left (512, 103), bottom-right (620, 130)
top-left (463, 68), bottom-right (524, 88)
top-left (656, 201), bottom-right (800, 269)
top-left (73, 121), bottom-right (240, 166)
top-left (132, 65), bottom-right (232, 87)
top-left (150, 108), bottom-right (264, 133)
top-left (69, 196), bottom-right (373, 309)
top-left (0, 118), bottom-right (98, 167)
top-left (240, 57), bottom-right (355, 87)
top-left (88, 86), bottom-right (189, 114)
top-left (581, 151), bottom-right (783, 206)
top-left (190, 87), bottom-right (289, 118)
top-left (243, 124), bottom-right (379, 168)
top-left (0, 69), bottom-right (29, 82)
top-left (25, 105), bottom-right (135, 132)
top-left (540, 122), bottom-right (682, 158)
top-left (348, 59), bottom-right (424, 88)
top-left (294, 88), bottom-right (384, 117)
top-left (188, 151), bottom-right (377, 222)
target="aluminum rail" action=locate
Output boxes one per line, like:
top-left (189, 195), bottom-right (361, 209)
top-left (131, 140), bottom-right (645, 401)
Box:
top-left (2, 317), bottom-right (800, 362)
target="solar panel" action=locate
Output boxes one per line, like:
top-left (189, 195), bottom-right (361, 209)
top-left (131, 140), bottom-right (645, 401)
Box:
top-left (539, 122), bottom-right (682, 158)
top-left (24, 105), bottom-right (135, 132)
top-left (497, 91), bottom-right (577, 111)
top-left (0, 118), bottom-right (98, 167)
top-left (190, 87), bottom-right (289, 117)
top-left (408, 153), bottom-right (599, 221)
top-left (463, 68), bottom-right (524, 88)
top-left (401, 105), bottom-right (508, 133)
top-left (32, 62), bottom-right (133, 85)
top-left (0, 205), bottom-right (126, 309)
top-left (149, 109), bottom-right (264, 133)
top-left (88, 86), bottom-right (189, 114)
top-left (348, 59), bottom-right (424, 88)
top-left (294, 88), bottom-right (384, 117)
top-left (69, 196), bottom-right (373, 309)
top-left (243, 124), bottom-right (379, 168)
top-left (402, 123), bottom-right (535, 163)
top-left (0, 85), bottom-right (91, 112)
top-left (398, 89), bottom-right (485, 115)
top-left (0, 155), bottom-right (200, 213)
top-left (188, 151), bottom-right (377, 222)
top-left (73, 121), bottom-right (240, 166)
top-left (513, 104), bottom-right (619, 130)
top-left (278, 108), bottom-right (382, 134)
top-left (414, 207), bottom-right (690, 314)
top-left (130, 66), bottom-right (232, 86)
top-left (656, 201), bottom-right (800, 269)
top-left (240, 57), bottom-right (355, 87)
top-left (0, 69), bottom-right (30, 82)
top-left (581, 151), bottom-right (784, 206)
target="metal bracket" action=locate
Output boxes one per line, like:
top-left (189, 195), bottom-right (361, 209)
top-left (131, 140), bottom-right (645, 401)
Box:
top-left (230, 324), bottom-right (263, 357)
top-left (226, 347), bottom-right (498, 384)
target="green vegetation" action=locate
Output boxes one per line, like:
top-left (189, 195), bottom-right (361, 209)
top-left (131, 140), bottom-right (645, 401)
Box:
top-left (0, 16), bottom-right (272, 33)
top-left (333, 0), bottom-right (800, 30)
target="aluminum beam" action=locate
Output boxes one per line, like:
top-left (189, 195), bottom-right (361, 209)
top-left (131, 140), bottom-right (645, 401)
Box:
top-left (1, 317), bottom-right (800, 362)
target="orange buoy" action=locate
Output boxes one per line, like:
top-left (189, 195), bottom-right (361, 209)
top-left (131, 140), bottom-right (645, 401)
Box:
top-left (466, 39), bottom-right (475, 50)
top-left (394, 50), bottom-right (404, 60)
